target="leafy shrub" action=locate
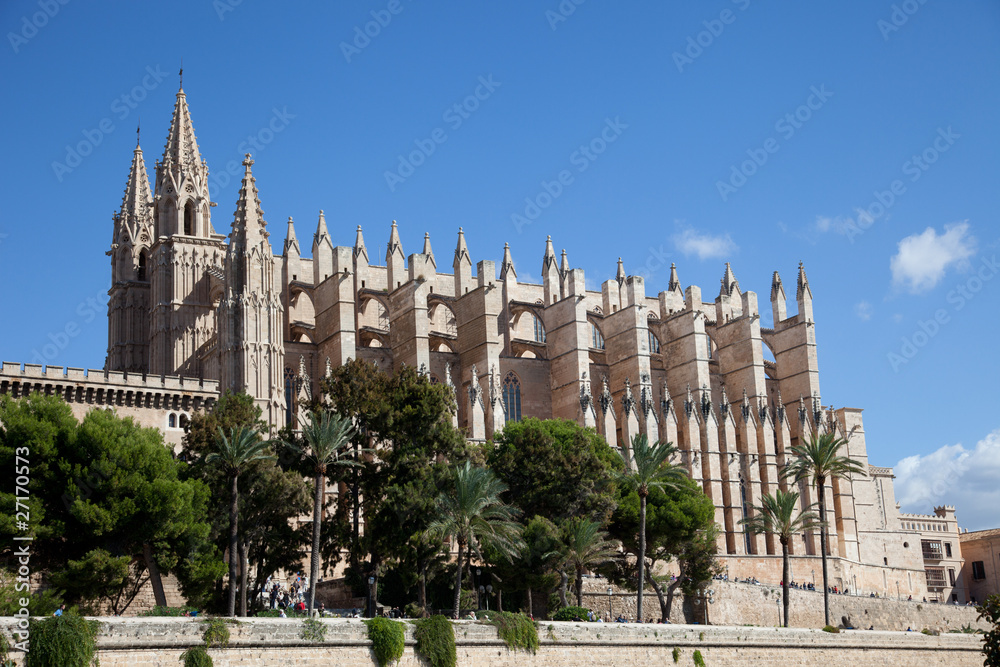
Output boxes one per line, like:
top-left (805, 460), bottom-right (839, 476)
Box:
top-left (483, 611), bottom-right (539, 653)
top-left (821, 625), bottom-right (840, 633)
top-left (301, 617), bottom-right (326, 643)
top-left (977, 594), bottom-right (1000, 667)
top-left (404, 602), bottom-right (426, 619)
top-left (672, 646), bottom-right (681, 663)
top-left (26, 614), bottom-right (100, 667)
top-left (365, 617), bottom-right (405, 667)
top-left (413, 615), bottom-right (456, 667)
top-left (552, 606), bottom-right (590, 621)
top-left (140, 605), bottom-right (197, 617)
top-left (693, 649), bottom-right (706, 666)
top-left (202, 618), bottom-right (232, 648)
top-left (180, 646), bottom-right (213, 667)
top-left (1, 634), bottom-right (15, 667)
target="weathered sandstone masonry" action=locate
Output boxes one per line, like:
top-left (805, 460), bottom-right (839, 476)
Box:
top-left (0, 618), bottom-right (983, 667)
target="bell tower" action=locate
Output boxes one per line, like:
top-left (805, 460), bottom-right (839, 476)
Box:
top-left (106, 129), bottom-right (153, 372)
top-left (148, 74), bottom-right (227, 377)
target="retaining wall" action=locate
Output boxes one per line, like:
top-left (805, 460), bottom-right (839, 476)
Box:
top-left (0, 617), bottom-right (984, 667)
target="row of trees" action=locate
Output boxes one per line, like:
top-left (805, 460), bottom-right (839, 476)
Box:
top-left (0, 358), bottom-right (864, 628)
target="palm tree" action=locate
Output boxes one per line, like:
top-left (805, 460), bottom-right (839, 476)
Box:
top-left (283, 411), bottom-right (357, 615)
top-left (207, 425), bottom-right (275, 617)
top-left (782, 431), bottom-right (865, 627)
top-left (557, 517), bottom-right (619, 608)
top-left (616, 434), bottom-right (687, 622)
top-left (425, 462), bottom-right (524, 618)
top-left (740, 490), bottom-right (823, 627)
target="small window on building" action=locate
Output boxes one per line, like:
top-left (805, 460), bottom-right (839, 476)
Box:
top-left (945, 542), bottom-right (952, 558)
top-left (168, 413), bottom-right (176, 428)
top-left (648, 330), bottom-right (660, 354)
top-left (948, 568), bottom-right (956, 586)
top-left (532, 315), bottom-right (546, 343)
top-left (972, 561), bottom-right (986, 580)
top-left (951, 593), bottom-right (958, 603)
top-left (591, 323), bottom-right (605, 350)
top-left (137, 251), bottom-right (147, 281)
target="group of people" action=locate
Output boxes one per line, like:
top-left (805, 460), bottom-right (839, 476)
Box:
top-left (263, 572), bottom-right (310, 611)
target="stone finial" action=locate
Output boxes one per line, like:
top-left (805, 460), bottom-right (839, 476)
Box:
top-left (661, 381), bottom-right (673, 416)
top-left (616, 257), bottom-right (626, 284)
top-left (599, 375), bottom-right (612, 416)
top-left (720, 262), bottom-right (739, 297)
top-left (325, 357), bottom-right (332, 378)
top-left (500, 242), bottom-right (516, 281)
top-left (354, 225), bottom-right (368, 261)
top-left (684, 383), bottom-right (694, 419)
top-left (668, 263), bottom-right (682, 294)
top-left (560, 248), bottom-right (569, 274)
top-left (621, 378), bottom-right (635, 417)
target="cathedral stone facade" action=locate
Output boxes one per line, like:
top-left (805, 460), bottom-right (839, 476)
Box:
top-left (0, 82), bottom-right (972, 603)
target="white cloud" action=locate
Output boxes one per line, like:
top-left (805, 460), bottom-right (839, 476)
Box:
top-left (890, 222), bottom-right (975, 293)
top-left (894, 428), bottom-right (1000, 531)
top-left (673, 227), bottom-right (737, 260)
top-left (854, 301), bottom-right (873, 321)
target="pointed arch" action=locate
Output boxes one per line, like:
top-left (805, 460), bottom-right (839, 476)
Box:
top-left (501, 371), bottom-right (521, 424)
top-left (183, 200), bottom-right (195, 236)
top-left (137, 249), bottom-right (148, 282)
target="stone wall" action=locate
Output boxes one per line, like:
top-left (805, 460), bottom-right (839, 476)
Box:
top-left (579, 578), bottom-right (987, 632)
top-left (0, 617), bottom-right (984, 667)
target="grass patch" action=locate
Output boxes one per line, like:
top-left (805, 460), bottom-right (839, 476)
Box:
top-left (180, 646), bottom-right (213, 667)
top-left (26, 613), bottom-right (100, 667)
top-left (821, 625), bottom-right (840, 633)
top-left (301, 617), bottom-right (327, 643)
top-left (673, 646), bottom-right (681, 663)
top-left (139, 605), bottom-right (198, 617)
top-left (365, 617), bottom-right (405, 667)
top-left (413, 615), bottom-right (456, 667)
top-left (481, 611), bottom-right (539, 653)
top-left (693, 649), bottom-right (706, 666)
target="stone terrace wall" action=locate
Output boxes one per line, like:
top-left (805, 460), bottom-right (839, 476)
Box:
top-left (580, 578), bottom-right (986, 632)
top-left (0, 617), bottom-right (984, 667)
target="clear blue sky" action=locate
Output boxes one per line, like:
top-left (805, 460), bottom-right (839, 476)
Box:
top-left (1, 1), bottom-right (998, 527)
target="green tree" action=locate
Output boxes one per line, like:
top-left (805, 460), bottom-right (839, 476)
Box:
top-left (489, 419), bottom-right (622, 526)
top-left (615, 434), bottom-right (687, 623)
top-left (181, 391), bottom-right (309, 614)
top-left (207, 425), bottom-right (274, 617)
top-left (602, 476), bottom-right (716, 622)
top-left (320, 360), bottom-right (470, 608)
top-left (782, 431), bottom-right (865, 627)
top-left (0, 395), bottom-right (215, 614)
top-left (554, 517), bottom-right (618, 608)
top-left (977, 594), bottom-right (1000, 667)
top-left (283, 410), bottom-right (357, 614)
top-left (739, 490), bottom-right (822, 627)
top-left (488, 515), bottom-right (561, 618)
top-left (425, 462), bottom-right (524, 617)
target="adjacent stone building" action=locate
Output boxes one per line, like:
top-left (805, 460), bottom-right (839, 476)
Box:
top-left (960, 528), bottom-right (1000, 604)
top-left (0, 80), bottom-right (979, 603)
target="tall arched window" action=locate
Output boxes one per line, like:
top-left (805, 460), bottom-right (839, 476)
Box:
top-left (740, 474), bottom-right (753, 554)
top-left (284, 367), bottom-right (296, 427)
top-left (532, 315), bottom-right (545, 343)
top-left (591, 323), bottom-right (605, 350)
top-left (168, 413), bottom-right (177, 429)
top-left (648, 330), bottom-right (660, 354)
top-left (137, 251), bottom-right (147, 281)
top-left (502, 371), bottom-right (521, 424)
top-left (184, 201), bottom-right (195, 236)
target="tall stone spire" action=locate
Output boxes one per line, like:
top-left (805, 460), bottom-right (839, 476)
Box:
top-left (500, 242), bottom-right (516, 281)
top-left (423, 232), bottom-right (436, 268)
top-left (668, 263), bottom-right (682, 293)
top-left (161, 83), bottom-right (203, 171)
top-left (354, 225), bottom-right (368, 262)
top-left (116, 135), bottom-right (154, 245)
top-left (454, 227), bottom-right (472, 295)
top-left (771, 270), bottom-right (787, 322)
top-left (797, 261), bottom-right (812, 300)
top-left (107, 134), bottom-right (154, 373)
top-left (560, 248), bottom-right (570, 274)
top-left (542, 236), bottom-right (559, 304)
top-left (312, 210), bottom-right (333, 284)
top-left (386, 220), bottom-right (405, 290)
top-left (218, 154), bottom-right (286, 426)
top-left (283, 216), bottom-right (300, 256)
top-left (720, 262), bottom-right (740, 297)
